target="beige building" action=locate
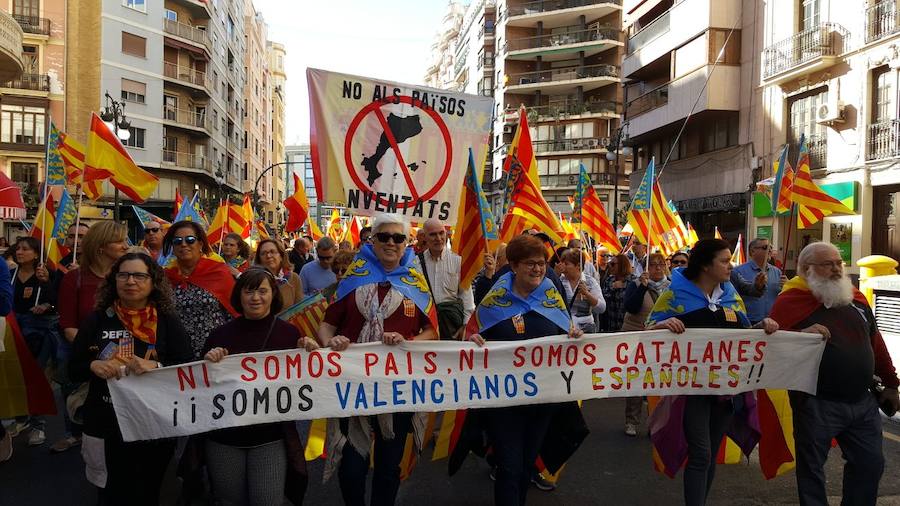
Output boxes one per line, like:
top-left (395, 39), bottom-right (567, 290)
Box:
top-left (267, 40), bottom-right (286, 230)
top-left (242, 3), bottom-right (275, 229)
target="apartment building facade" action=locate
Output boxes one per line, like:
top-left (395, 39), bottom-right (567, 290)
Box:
top-left (267, 40), bottom-right (285, 230)
top-left (242, 3), bottom-right (275, 229)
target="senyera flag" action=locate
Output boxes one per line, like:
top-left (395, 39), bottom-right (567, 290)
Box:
top-left (308, 68), bottom-right (493, 226)
top-left (283, 172), bottom-right (309, 232)
top-left (85, 112), bottom-right (159, 202)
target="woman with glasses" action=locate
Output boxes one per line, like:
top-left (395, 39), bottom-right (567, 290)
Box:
top-left (646, 239), bottom-right (778, 506)
top-left (253, 238), bottom-right (303, 308)
top-left (203, 268), bottom-right (315, 506)
top-left (620, 252), bottom-right (671, 437)
top-left (669, 252), bottom-right (689, 270)
top-left (467, 234), bottom-right (582, 505)
top-left (162, 221), bottom-right (238, 360)
top-left (221, 232), bottom-right (251, 277)
top-left (558, 248), bottom-right (605, 333)
top-left (600, 253), bottom-right (636, 332)
top-left (70, 252), bottom-right (192, 506)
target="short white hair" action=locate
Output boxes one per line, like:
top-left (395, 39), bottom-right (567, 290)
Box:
top-left (797, 242), bottom-right (840, 271)
top-left (372, 213), bottom-right (409, 235)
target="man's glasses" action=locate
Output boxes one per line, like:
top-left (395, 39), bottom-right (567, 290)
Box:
top-left (115, 271), bottom-right (152, 282)
top-left (145, 228), bottom-right (161, 234)
top-left (374, 232), bottom-right (407, 244)
top-left (172, 236), bottom-right (198, 246)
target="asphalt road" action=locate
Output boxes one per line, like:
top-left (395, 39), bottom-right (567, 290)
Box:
top-left (3, 397), bottom-right (900, 505)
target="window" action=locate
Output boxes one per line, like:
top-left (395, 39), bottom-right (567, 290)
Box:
top-left (242, 162), bottom-right (248, 180)
top-left (13, 0), bottom-right (39, 18)
top-left (800, 0), bottom-right (820, 31)
top-left (164, 9), bottom-right (177, 21)
top-left (163, 95), bottom-right (177, 120)
top-left (212, 109), bottom-right (218, 130)
top-left (873, 66), bottom-right (895, 124)
top-left (1, 104), bottom-right (45, 145)
top-left (123, 127), bottom-right (145, 148)
top-left (123, 0), bottom-right (146, 11)
top-left (121, 78), bottom-right (146, 103)
top-left (788, 87), bottom-right (828, 167)
top-left (121, 31), bottom-right (146, 58)
top-left (22, 45), bottom-right (37, 74)
top-left (11, 162), bottom-right (38, 185)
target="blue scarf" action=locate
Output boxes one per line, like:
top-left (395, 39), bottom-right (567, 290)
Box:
top-left (474, 271), bottom-right (571, 333)
top-left (336, 244), bottom-right (438, 330)
top-left (646, 268), bottom-right (749, 327)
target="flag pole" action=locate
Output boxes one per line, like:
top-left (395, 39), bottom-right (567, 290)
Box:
top-left (71, 184), bottom-right (84, 264)
top-left (645, 158), bottom-right (655, 271)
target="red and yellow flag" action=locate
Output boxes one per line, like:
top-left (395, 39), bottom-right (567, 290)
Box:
top-left (58, 132), bottom-right (102, 201)
top-left (31, 193), bottom-right (64, 267)
top-left (283, 172), bottom-right (309, 232)
top-left (85, 113), bottom-right (158, 202)
top-left (309, 218), bottom-right (324, 241)
top-left (792, 135), bottom-right (854, 228)
top-left (453, 148), bottom-right (496, 288)
top-left (326, 209), bottom-right (343, 242)
top-left (730, 233), bottom-right (746, 265)
top-left (240, 195), bottom-right (254, 239)
top-left (0, 314), bottom-right (57, 418)
top-left (174, 188), bottom-right (184, 220)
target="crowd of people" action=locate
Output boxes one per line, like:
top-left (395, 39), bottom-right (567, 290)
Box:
top-left (0, 212), bottom-right (897, 506)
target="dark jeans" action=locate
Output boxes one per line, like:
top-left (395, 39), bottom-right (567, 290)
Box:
top-left (790, 392), bottom-right (884, 506)
top-left (18, 312), bottom-right (59, 369)
top-left (52, 347), bottom-right (83, 438)
top-left (338, 413), bottom-right (413, 506)
top-left (484, 404), bottom-right (556, 506)
top-left (100, 436), bottom-right (175, 506)
top-left (683, 395), bottom-right (734, 506)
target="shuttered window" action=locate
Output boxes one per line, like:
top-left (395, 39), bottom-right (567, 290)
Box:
top-left (121, 32), bottom-right (146, 58)
top-left (120, 78), bottom-right (146, 103)
top-left (874, 290), bottom-right (900, 336)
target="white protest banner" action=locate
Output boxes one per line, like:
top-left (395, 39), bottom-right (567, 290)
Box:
top-left (109, 329), bottom-right (825, 441)
top-left (307, 68), bottom-right (494, 226)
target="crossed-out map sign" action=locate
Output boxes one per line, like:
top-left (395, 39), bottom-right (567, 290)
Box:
top-left (307, 68), bottom-right (494, 225)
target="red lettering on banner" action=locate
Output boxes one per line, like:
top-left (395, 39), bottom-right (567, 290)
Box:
top-left (582, 343), bottom-right (596, 365)
top-left (616, 343), bottom-right (628, 364)
top-left (708, 365), bottom-right (721, 388)
top-left (676, 366), bottom-right (690, 387)
top-left (643, 367), bottom-right (656, 389)
top-left (201, 363), bottom-right (210, 388)
top-left (718, 340), bottom-right (733, 363)
top-left (652, 341), bottom-right (664, 362)
top-left (512, 347), bottom-right (525, 367)
top-left (691, 368), bottom-right (703, 388)
top-left (423, 351), bottom-right (437, 374)
top-left (565, 345), bottom-right (578, 367)
top-left (407, 352), bottom-right (414, 375)
top-left (483, 348), bottom-right (489, 369)
top-left (530, 347), bottom-right (544, 366)
top-left (327, 352), bottom-right (342, 377)
top-left (177, 366), bottom-right (195, 391)
top-left (737, 340), bottom-right (751, 362)
top-left (285, 354), bottom-right (303, 379)
top-left (364, 353), bottom-right (378, 376)
top-left (385, 353), bottom-right (399, 376)
top-left (686, 342), bottom-right (698, 364)
top-left (626, 366), bottom-right (640, 389)
top-left (702, 342), bottom-right (715, 363)
top-left (264, 355), bottom-right (280, 380)
top-left (610, 367), bottom-right (622, 389)
top-left (548, 345), bottom-right (562, 367)
top-left (240, 357), bottom-right (257, 381)
top-left (459, 349), bottom-right (474, 371)
top-left (634, 343), bottom-right (647, 364)
top-left (309, 352), bottom-right (324, 377)
top-left (670, 341), bottom-right (682, 363)
top-left (754, 341), bottom-right (767, 361)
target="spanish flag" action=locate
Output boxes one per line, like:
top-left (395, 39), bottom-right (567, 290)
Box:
top-left (85, 112), bottom-right (159, 202)
top-left (240, 195), bottom-right (254, 239)
top-left (283, 172), bottom-right (309, 232)
top-left (58, 131), bottom-right (103, 201)
top-left (31, 193), bottom-right (65, 268)
top-left (0, 314), bottom-right (57, 418)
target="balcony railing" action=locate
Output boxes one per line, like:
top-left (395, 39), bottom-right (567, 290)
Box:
top-left (477, 55), bottom-right (495, 69)
top-left (627, 10), bottom-right (669, 54)
top-left (163, 18), bottom-right (210, 50)
top-left (626, 84), bottom-right (668, 117)
top-left (539, 171), bottom-right (615, 188)
top-left (507, 0), bottom-right (622, 18)
top-left (163, 62), bottom-right (208, 89)
top-left (163, 106), bottom-right (210, 130)
top-left (477, 25), bottom-right (495, 39)
top-left (527, 99), bottom-right (617, 119)
top-left (1, 73), bottom-right (49, 91)
top-left (507, 63), bottom-right (618, 86)
top-left (506, 25), bottom-right (620, 52)
top-left (761, 23), bottom-right (849, 80)
top-left (867, 119), bottom-right (900, 160)
top-left (866, 0), bottom-right (900, 44)
top-left (532, 136), bottom-right (609, 154)
top-left (161, 150), bottom-right (211, 173)
top-left (12, 14), bottom-right (49, 36)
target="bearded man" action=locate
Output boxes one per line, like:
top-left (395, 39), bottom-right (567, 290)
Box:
top-left (769, 242), bottom-right (899, 506)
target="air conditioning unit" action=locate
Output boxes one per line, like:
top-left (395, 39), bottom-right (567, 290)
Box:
top-left (816, 98), bottom-right (845, 124)
top-left (503, 124), bottom-right (514, 134)
top-left (586, 138), bottom-right (599, 148)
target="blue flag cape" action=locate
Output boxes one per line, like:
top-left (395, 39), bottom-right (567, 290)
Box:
top-left (336, 244), bottom-right (438, 331)
top-left (474, 271), bottom-right (571, 334)
top-left (646, 268), bottom-right (749, 327)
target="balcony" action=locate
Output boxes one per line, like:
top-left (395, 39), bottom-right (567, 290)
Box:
top-left (539, 171), bottom-right (616, 189)
top-left (162, 106), bottom-right (210, 132)
top-left (1, 73), bottom-right (49, 91)
top-left (532, 136), bottom-right (609, 155)
top-left (163, 62), bottom-right (208, 90)
top-left (761, 23), bottom-right (849, 84)
top-left (0, 11), bottom-right (23, 82)
top-left (505, 25), bottom-right (620, 61)
top-left (627, 11), bottom-right (669, 54)
top-left (527, 99), bottom-right (618, 121)
top-left (867, 120), bottom-right (900, 161)
top-left (866, 0), bottom-right (900, 44)
top-left (477, 25), bottom-right (495, 39)
top-left (477, 55), bottom-right (495, 70)
top-left (505, 0), bottom-right (621, 28)
top-left (161, 150), bottom-right (211, 174)
top-left (163, 18), bottom-right (210, 52)
top-left (12, 15), bottom-right (49, 36)
top-left (506, 63), bottom-right (619, 93)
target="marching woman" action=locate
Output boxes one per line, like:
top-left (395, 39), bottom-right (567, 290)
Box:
top-left (558, 248), bottom-right (605, 333)
top-left (203, 268), bottom-right (318, 506)
top-left (316, 213), bottom-right (437, 506)
top-left (253, 238), bottom-right (303, 308)
top-left (221, 232), bottom-right (251, 277)
top-left (600, 253), bottom-right (636, 332)
top-left (645, 239), bottom-right (778, 506)
top-left (467, 233), bottom-right (582, 506)
top-left (69, 252), bottom-right (192, 505)
top-left (162, 220), bottom-right (238, 360)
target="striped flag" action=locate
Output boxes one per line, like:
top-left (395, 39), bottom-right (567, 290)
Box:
top-left (309, 217), bottom-right (324, 241)
top-left (0, 315), bottom-right (57, 418)
top-left (85, 112), bottom-right (158, 202)
top-left (58, 131), bottom-right (103, 201)
top-left (132, 205), bottom-right (170, 230)
top-left (173, 191), bottom-right (206, 225)
top-left (453, 148), bottom-right (497, 289)
top-left (174, 188), bottom-right (184, 220)
top-left (499, 105), bottom-right (551, 243)
top-left (769, 144), bottom-right (795, 214)
top-left (686, 222), bottom-right (699, 247)
top-left (506, 171), bottom-right (565, 245)
top-left (792, 134), bottom-right (854, 228)
top-left (626, 158), bottom-right (655, 246)
top-left (31, 193), bottom-right (64, 267)
top-left (283, 172), bottom-right (309, 232)
top-left (240, 195), bottom-right (254, 239)
top-left (649, 184), bottom-right (688, 255)
top-left (278, 293), bottom-right (329, 339)
top-left (326, 209), bottom-right (343, 242)
top-left (731, 233), bottom-right (746, 265)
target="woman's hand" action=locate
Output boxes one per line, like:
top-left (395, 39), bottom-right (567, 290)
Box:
top-left (298, 336), bottom-right (320, 352)
top-left (90, 359), bottom-right (122, 380)
top-left (205, 347), bottom-right (228, 362)
top-left (801, 323), bottom-right (831, 341)
top-left (35, 264), bottom-right (49, 283)
top-left (467, 333), bottom-right (486, 347)
top-left (126, 356), bottom-right (160, 375)
top-left (568, 326), bottom-right (584, 339)
top-left (651, 317), bottom-right (685, 334)
top-left (755, 318), bottom-right (779, 335)
top-left (382, 331), bottom-right (405, 346)
top-left (328, 335), bottom-right (351, 351)
top-left (30, 303), bottom-right (51, 315)
top-left (638, 272), bottom-right (649, 287)
top-left (612, 280), bottom-right (624, 289)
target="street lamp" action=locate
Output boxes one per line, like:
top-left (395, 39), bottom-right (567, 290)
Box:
top-left (605, 129), bottom-right (633, 229)
top-left (214, 169), bottom-right (226, 204)
top-left (101, 92), bottom-right (132, 222)
top-left (251, 161), bottom-right (304, 222)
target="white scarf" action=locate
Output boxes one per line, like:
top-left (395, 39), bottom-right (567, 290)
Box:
top-left (354, 282), bottom-right (403, 343)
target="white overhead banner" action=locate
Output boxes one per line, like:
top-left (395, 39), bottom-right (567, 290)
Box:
top-left (307, 68), bottom-right (494, 226)
top-left (109, 330), bottom-right (825, 441)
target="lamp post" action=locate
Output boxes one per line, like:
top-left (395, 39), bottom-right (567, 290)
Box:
top-left (605, 128), bottom-right (633, 229)
top-left (100, 92), bottom-right (132, 222)
top-left (251, 161), bottom-right (304, 224)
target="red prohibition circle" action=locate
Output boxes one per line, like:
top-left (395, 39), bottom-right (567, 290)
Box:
top-left (343, 95), bottom-right (453, 209)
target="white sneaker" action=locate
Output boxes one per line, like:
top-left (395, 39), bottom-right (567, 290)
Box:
top-left (0, 431), bottom-right (12, 462)
top-left (624, 424), bottom-right (637, 437)
top-left (7, 422), bottom-right (29, 438)
top-left (28, 428), bottom-right (45, 446)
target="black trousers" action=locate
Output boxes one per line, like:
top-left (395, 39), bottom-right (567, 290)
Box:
top-left (682, 395), bottom-right (733, 506)
top-left (99, 436), bottom-right (175, 506)
top-left (484, 404), bottom-right (556, 506)
top-left (338, 413), bottom-right (413, 506)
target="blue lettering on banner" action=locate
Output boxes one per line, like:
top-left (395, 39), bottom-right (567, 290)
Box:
top-left (431, 379), bottom-right (445, 404)
top-left (523, 372), bottom-right (538, 397)
top-left (373, 382), bottom-right (387, 407)
top-left (392, 380), bottom-right (407, 406)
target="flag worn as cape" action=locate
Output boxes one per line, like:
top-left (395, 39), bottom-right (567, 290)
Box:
top-left (164, 255), bottom-right (238, 317)
top-left (471, 271), bottom-right (570, 334)
top-left (646, 268), bottom-right (750, 328)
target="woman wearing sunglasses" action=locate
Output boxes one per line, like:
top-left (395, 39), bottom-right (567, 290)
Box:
top-left (669, 252), bottom-right (689, 270)
top-left (253, 238), bottom-right (303, 308)
top-left (70, 252), bottom-right (192, 505)
top-left (162, 221), bottom-right (238, 360)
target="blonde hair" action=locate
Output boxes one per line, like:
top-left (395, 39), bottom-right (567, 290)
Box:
top-left (80, 221), bottom-right (127, 275)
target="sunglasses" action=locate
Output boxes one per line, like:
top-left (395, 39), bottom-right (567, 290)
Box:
top-left (374, 232), bottom-right (407, 244)
top-left (670, 259), bottom-right (687, 266)
top-left (172, 235), bottom-right (198, 246)
top-left (145, 228), bottom-right (161, 234)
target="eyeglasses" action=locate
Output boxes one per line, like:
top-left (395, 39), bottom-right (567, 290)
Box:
top-left (374, 232), bottom-right (407, 244)
top-left (521, 260), bottom-right (547, 270)
top-left (648, 262), bottom-right (666, 267)
top-left (242, 287), bottom-right (272, 297)
top-left (145, 228), bottom-right (161, 234)
top-left (172, 236), bottom-right (198, 246)
top-left (115, 271), bottom-right (152, 282)
top-left (810, 260), bottom-right (843, 269)
top-left (259, 249), bottom-right (280, 257)
top-left (670, 259), bottom-right (687, 266)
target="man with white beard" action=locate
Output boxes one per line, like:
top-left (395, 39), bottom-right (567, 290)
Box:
top-left (769, 242), bottom-right (899, 506)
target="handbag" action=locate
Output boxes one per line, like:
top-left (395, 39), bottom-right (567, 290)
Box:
top-left (872, 376), bottom-right (898, 417)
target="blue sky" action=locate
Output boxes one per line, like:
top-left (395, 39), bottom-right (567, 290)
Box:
top-left (254, 0), bottom-right (449, 146)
